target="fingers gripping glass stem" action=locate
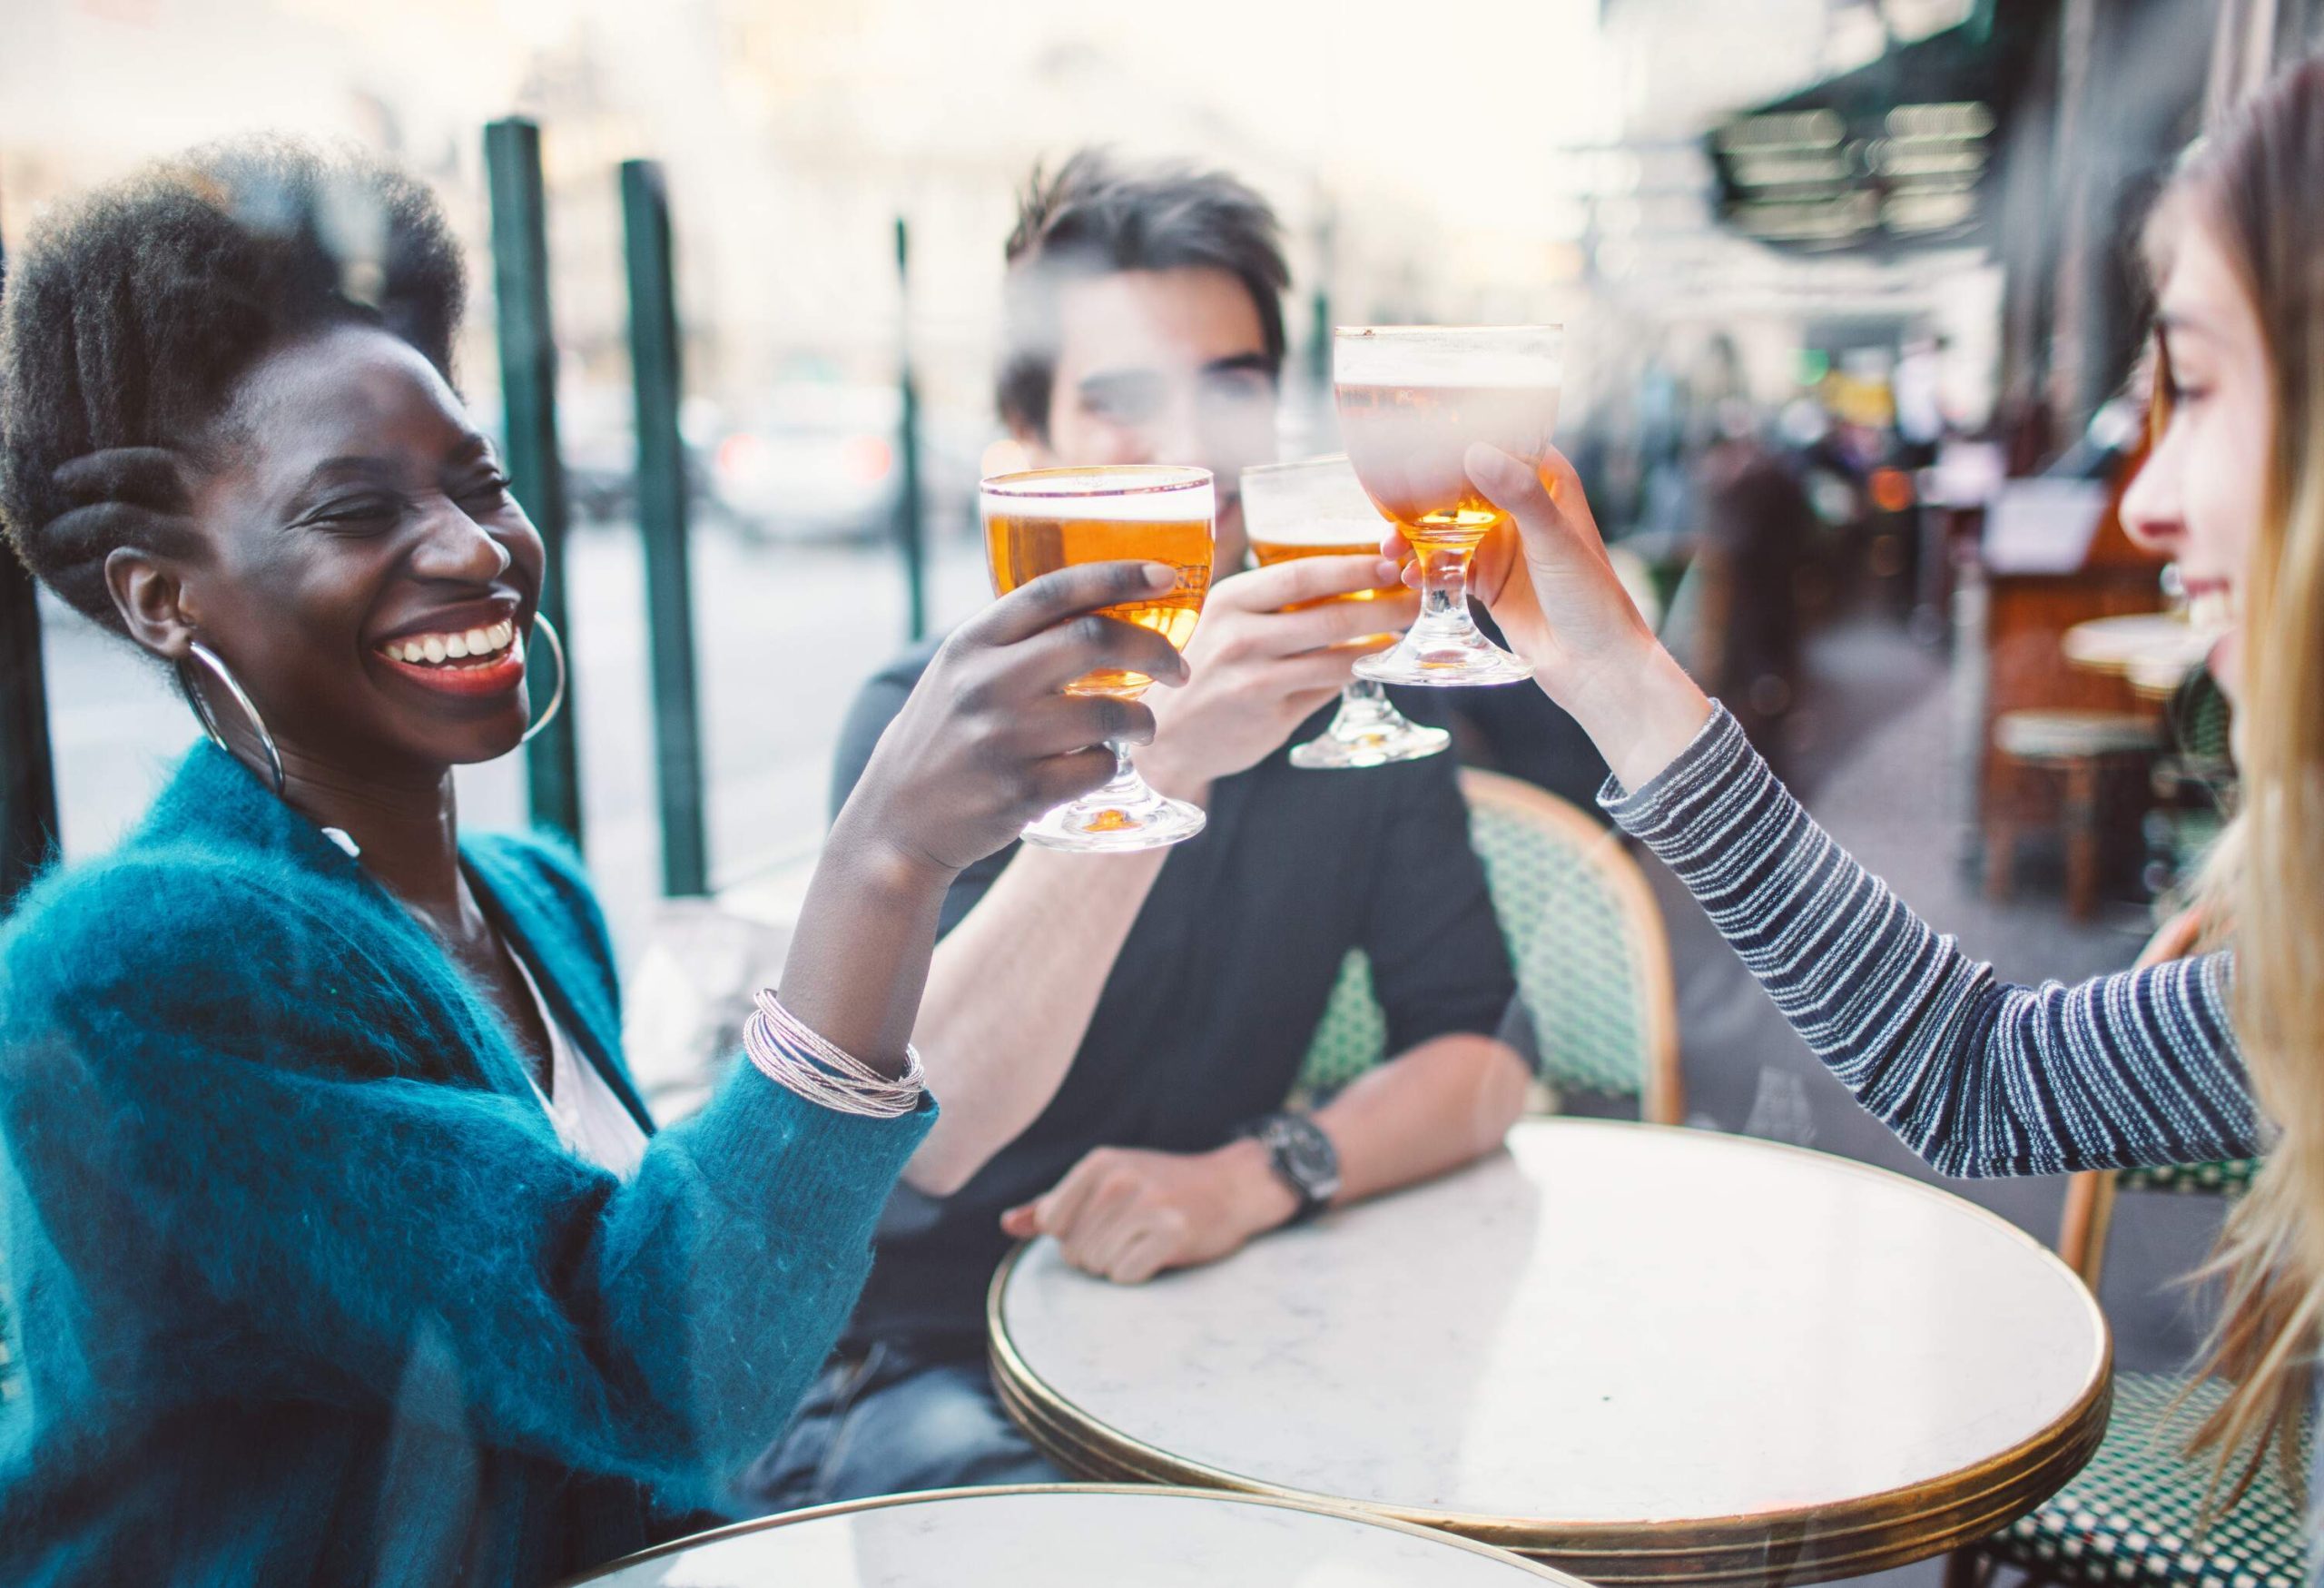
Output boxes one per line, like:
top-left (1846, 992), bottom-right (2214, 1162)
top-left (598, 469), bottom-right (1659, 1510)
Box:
top-left (1021, 738), bottom-right (1207, 850)
top-left (1240, 454), bottom-right (1451, 770)
top-left (1335, 324), bottom-right (1559, 688)
top-left (1353, 542), bottom-right (1533, 687)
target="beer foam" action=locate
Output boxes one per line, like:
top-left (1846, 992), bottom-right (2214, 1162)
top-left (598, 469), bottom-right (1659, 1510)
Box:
top-left (1240, 456), bottom-right (1384, 534)
top-left (1333, 329), bottom-right (1563, 390)
top-left (1333, 358), bottom-right (1564, 390)
top-left (1246, 511), bottom-right (1389, 546)
top-left (1243, 459), bottom-right (1390, 544)
top-left (980, 468), bottom-right (1215, 521)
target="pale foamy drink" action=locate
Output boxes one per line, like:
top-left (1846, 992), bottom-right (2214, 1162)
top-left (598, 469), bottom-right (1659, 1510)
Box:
top-left (1336, 380), bottom-right (1562, 555)
top-left (1328, 328), bottom-right (1561, 688)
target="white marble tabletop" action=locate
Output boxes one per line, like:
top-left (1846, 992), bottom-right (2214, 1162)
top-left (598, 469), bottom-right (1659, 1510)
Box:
top-left (990, 1120), bottom-right (2111, 1584)
top-left (2062, 611), bottom-right (2219, 675)
top-left (569, 1486), bottom-right (1583, 1586)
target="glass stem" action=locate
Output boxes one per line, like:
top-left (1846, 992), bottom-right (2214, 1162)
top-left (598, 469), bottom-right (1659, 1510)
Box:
top-left (1066, 737), bottom-right (1147, 822)
top-left (1089, 737), bottom-right (1138, 795)
top-left (1325, 677), bottom-right (1393, 742)
top-left (1414, 547), bottom-right (1473, 638)
top-left (1423, 547), bottom-right (1468, 615)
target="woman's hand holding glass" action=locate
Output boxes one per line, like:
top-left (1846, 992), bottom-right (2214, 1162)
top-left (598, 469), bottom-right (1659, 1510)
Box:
top-left (1393, 442), bottom-right (1713, 793)
top-left (835, 560), bottom-right (1192, 884)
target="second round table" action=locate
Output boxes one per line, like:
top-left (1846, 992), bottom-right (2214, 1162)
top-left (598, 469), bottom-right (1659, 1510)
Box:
top-left (566, 1485), bottom-right (1582, 1586)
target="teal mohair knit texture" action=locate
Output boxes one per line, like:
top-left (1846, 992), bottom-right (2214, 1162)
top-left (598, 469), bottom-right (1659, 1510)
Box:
top-left (0, 742), bottom-right (931, 1584)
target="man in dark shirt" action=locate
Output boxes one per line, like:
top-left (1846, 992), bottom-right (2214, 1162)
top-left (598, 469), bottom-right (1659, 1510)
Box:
top-left (741, 150), bottom-right (1526, 1512)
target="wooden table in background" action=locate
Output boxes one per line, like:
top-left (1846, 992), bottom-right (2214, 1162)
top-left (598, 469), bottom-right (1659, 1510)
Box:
top-left (990, 1120), bottom-right (2112, 1588)
top-left (2061, 612), bottom-right (2216, 701)
top-left (1970, 470), bottom-right (2167, 838)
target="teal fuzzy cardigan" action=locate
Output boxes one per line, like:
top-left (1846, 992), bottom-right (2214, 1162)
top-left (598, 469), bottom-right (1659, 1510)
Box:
top-left (0, 742), bottom-right (931, 1585)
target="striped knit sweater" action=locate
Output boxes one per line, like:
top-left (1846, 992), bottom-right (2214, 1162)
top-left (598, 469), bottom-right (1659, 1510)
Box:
top-left (1600, 704), bottom-right (2264, 1177)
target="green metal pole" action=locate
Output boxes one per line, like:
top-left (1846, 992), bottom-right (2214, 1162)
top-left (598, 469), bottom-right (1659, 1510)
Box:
top-left (620, 160), bottom-right (708, 898)
top-left (1309, 202), bottom-right (1336, 409)
top-left (1309, 288), bottom-right (1332, 391)
top-left (895, 217), bottom-right (928, 642)
top-left (485, 118), bottom-right (585, 846)
top-left (0, 555), bottom-right (54, 912)
top-left (0, 211), bottom-right (61, 911)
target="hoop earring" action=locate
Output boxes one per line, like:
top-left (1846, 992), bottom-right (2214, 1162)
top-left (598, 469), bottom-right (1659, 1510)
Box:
top-left (521, 615), bottom-right (568, 745)
top-left (177, 640), bottom-right (287, 796)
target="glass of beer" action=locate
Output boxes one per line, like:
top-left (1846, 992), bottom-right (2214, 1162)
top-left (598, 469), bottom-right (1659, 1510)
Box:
top-left (1334, 325), bottom-right (1563, 686)
top-left (1241, 456), bottom-right (1451, 770)
top-left (981, 464), bottom-right (1216, 852)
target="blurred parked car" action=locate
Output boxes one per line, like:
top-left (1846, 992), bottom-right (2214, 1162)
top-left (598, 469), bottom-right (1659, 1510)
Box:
top-left (561, 386), bottom-right (640, 525)
top-left (490, 377), bottom-right (988, 544)
top-left (708, 384), bottom-right (908, 543)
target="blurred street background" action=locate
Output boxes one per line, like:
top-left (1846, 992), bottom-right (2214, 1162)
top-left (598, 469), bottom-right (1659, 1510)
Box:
top-left (5, 0), bottom-right (2034, 946)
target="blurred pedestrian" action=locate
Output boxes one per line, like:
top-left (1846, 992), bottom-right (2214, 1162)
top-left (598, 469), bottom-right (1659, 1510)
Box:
top-left (1674, 402), bottom-right (1812, 778)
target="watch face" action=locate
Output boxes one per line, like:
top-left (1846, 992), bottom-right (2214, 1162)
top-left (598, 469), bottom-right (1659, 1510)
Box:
top-left (1271, 1118), bottom-right (1341, 1199)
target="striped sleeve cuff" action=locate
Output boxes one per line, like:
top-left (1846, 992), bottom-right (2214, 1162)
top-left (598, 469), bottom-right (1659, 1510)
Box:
top-left (1597, 700), bottom-right (1759, 843)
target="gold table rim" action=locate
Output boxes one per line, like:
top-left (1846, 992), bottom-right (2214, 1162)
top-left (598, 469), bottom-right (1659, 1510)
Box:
top-left (985, 1118), bottom-right (2115, 1585)
top-left (557, 1481), bottom-right (1590, 1585)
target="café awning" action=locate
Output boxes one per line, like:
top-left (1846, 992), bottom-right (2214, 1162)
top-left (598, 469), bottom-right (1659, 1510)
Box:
top-left (1706, 0), bottom-right (2050, 255)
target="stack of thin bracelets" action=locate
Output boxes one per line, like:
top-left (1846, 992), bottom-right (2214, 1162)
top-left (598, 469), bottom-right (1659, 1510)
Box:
top-left (741, 990), bottom-right (926, 1119)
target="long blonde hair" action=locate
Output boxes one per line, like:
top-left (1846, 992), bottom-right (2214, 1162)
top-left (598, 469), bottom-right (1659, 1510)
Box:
top-left (2159, 55), bottom-right (2324, 1501)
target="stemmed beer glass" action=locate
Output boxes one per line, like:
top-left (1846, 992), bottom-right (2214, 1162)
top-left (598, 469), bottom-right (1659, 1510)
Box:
top-left (1240, 456), bottom-right (1451, 769)
top-left (1334, 325), bottom-right (1563, 686)
top-left (980, 465), bottom-right (1216, 852)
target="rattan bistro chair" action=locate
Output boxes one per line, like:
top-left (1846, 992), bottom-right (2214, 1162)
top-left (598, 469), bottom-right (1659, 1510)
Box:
top-left (1294, 769), bottom-right (1683, 1125)
top-left (1971, 1368), bottom-right (2310, 1588)
top-left (1949, 1154), bottom-right (2301, 1588)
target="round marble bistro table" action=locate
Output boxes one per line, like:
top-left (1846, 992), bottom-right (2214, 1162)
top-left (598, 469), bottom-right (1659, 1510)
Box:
top-left (989, 1120), bottom-right (2112, 1587)
top-left (566, 1485), bottom-right (1587, 1586)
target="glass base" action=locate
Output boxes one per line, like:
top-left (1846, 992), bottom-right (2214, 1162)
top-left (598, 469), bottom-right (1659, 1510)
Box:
top-left (1020, 763), bottom-right (1206, 853)
top-left (1291, 686), bottom-right (1451, 770)
top-left (1353, 628), bottom-right (1534, 687)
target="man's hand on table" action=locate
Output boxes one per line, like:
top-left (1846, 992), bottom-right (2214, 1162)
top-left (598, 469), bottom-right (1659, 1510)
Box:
top-left (1000, 1140), bottom-right (1302, 1285)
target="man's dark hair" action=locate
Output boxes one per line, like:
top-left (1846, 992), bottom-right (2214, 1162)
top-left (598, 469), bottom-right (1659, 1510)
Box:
top-left (997, 149), bottom-right (1289, 439)
top-left (0, 139), bottom-right (465, 631)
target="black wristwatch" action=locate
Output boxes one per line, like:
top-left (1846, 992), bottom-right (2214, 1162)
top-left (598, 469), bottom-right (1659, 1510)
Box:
top-left (1237, 1111), bottom-right (1341, 1226)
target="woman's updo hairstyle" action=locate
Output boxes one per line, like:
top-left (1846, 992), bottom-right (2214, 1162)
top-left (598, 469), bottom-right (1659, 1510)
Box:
top-left (0, 139), bottom-right (465, 632)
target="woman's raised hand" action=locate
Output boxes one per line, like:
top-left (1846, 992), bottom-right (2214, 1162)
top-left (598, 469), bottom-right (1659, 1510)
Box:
top-left (1455, 444), bottom-right (1654, 695)
top-left (839, 560), bottom-right (1191, 883)
top-left (1419, 443), bottom-right (1712, 792)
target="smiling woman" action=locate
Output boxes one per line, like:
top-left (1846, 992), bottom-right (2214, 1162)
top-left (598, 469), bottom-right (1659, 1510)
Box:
top-left (0, 140), bottom-right (1203, 1585)
top-left (165, 323), bottom-right (554, 775)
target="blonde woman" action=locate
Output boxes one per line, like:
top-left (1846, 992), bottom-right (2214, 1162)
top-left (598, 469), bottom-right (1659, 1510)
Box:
top-left (1413, 59), bottom-right (2324, 1507)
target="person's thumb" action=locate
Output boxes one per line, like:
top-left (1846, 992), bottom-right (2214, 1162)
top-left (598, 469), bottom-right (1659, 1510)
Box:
top-left (1000, 1203), bottom-right (1040, 1239)
top-left (1464, 443), bottom-right (1577, 561)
